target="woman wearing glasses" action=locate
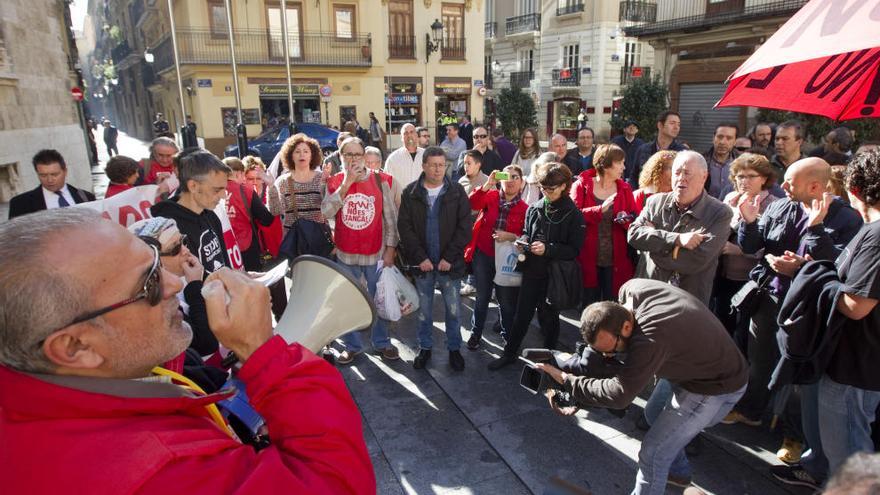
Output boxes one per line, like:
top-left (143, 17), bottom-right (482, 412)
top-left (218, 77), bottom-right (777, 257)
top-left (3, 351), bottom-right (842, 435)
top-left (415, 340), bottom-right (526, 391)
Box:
top-left (464, 165), bottom-right (528, 350)
top-left (488, 163), bottom-right (586, 370)
top-left (511, 128), bottom-right (543, 178)
top-left (714, 153), bottom-right (778, 342)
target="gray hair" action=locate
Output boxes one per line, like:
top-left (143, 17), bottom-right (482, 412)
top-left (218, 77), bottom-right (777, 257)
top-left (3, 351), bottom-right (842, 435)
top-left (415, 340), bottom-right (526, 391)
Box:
top-left (535, 151), bottom-right (559, 165)
top-left (339, 136), bottom-right (365, 156)
top-left (364, 146), bottom-right (382, 159)
top-left (550, 133), bottom-right (567, 145)
top-left (0, 208), bottom-right (105, 373)
top-left (673, 150), bottom-right (708, 170)
top-left (400, 123), bottom-right (415, 137)
top-left (149, 136), bottom-right (178, 159)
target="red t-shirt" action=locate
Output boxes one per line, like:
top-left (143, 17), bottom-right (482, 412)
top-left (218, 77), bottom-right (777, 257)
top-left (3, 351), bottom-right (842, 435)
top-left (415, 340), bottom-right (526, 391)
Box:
top-left (326, 172), bottom-right (392, 256)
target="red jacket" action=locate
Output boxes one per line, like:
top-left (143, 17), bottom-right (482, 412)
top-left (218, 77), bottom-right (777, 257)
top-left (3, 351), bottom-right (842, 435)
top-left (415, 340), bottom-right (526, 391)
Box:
top-left (570, 169), bottom-right (637, 292)
top-left (105, 182), bottom-right (133, 198)
top-left (0, 337), bottom-right (376, 494)
top-left (464, 188), bottom-right (528, 262)
top-left (257, 186), bottom-right (283, 257)
top-left (633, 188), bottom-right (654, 214)
top-left (226, 181), bottom-right (258, 251)
top-left (326, 172), bottom-right (392, 256)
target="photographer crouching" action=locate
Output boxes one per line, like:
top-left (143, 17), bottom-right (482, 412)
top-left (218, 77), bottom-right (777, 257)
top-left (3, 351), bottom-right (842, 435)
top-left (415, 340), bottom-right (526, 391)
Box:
top-left (535, 279), bottom-right (748, 494)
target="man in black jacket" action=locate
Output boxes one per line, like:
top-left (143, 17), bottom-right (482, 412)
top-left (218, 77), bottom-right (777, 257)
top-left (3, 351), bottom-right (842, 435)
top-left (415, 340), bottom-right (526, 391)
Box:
top-left (562, 127), bottom-right (596, 176)
top-left (397, 146), bottom-right (473, 371)
top-left (151, 150), bottom-right (232, 274)
top-left (9, 149), bottom-right (95, 219)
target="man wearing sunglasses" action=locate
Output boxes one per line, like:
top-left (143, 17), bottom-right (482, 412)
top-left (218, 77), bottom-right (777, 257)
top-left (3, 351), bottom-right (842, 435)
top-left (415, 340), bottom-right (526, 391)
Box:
top-left (536, 279), bottom-right (747, 493)
top-left (0, 208), bottom-right (375, 493)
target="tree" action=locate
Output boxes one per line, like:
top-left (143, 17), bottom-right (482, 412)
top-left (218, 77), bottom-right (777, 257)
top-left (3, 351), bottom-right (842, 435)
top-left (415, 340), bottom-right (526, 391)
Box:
top-left (755, 108), bottom-right (880, 148)
top-left (496, 86), bottom-right (537, 142)
top-left (609, 75), bottom-right (669, 142)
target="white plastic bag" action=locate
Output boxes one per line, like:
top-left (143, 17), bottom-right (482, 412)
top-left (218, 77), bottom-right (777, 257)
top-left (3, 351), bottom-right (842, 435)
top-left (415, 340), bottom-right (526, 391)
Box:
top-left (375, 266), bottom-right (420, 321)
top-left (493, 240), bottom-right (523, 287)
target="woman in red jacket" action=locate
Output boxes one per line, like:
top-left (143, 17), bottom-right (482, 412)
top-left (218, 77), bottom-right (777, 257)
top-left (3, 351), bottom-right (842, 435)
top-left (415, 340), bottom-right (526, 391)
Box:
top-left (571, 144), bottom-right (638, 305)
top-left (464, 165), bottom-right (528, 350)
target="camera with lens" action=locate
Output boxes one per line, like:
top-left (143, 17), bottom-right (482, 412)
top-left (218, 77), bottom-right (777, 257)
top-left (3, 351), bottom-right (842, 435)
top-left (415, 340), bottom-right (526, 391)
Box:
top-left (519, 349), bottom-right (578, 410)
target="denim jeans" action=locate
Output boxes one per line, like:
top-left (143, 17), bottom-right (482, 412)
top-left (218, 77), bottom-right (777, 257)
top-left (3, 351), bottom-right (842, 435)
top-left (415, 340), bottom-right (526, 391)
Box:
top-left (470, 249), bottom-right (519, 338)
top-left (643, 379), bottom-right (673, 429)
top-left (414, 271), bottom-right (463, 351)
top-left (818, 374), bottom-right (880, 475)
top-left (799, 381), bottom-right (828, 482)
top-left (632, 383), bottom-right (746, 495)
top-left (336, 261), bottom-right (391, 352)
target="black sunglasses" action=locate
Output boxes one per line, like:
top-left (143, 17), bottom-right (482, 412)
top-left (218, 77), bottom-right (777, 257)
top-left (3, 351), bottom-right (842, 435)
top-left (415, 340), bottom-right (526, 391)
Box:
top-left (162, 234), bottom-right (189, 257)
top-left (66, 245), bottom-right (163, 327)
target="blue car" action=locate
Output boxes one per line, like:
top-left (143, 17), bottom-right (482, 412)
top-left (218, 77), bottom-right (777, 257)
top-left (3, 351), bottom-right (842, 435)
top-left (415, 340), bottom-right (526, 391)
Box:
top-left (224, 122), bottom-right (340, 165)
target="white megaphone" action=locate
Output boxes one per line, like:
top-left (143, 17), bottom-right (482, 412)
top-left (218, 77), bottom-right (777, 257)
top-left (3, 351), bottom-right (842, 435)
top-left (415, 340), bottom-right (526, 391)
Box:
top-left (274, 255), bottom-right (376, 353)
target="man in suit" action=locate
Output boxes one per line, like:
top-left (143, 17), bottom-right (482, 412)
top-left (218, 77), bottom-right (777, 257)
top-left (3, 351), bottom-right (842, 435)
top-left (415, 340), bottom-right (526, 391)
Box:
top-left (8, 149), bottom-right (96, 219)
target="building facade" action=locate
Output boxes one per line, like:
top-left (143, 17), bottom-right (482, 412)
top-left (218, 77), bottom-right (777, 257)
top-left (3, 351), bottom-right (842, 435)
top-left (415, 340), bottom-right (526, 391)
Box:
top-left (484, 0), bottom-right (654, 140)
top-left (623, 0), bottom-right (807, 151)
top-left (0, 0), bottom-right (92, 203)
top-left (86, 0), bottom-right (485, 155)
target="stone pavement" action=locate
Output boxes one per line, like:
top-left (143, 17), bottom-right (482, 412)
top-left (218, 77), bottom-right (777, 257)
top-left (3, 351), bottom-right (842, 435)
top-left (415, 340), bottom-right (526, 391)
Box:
top-left (336, 293), bottom-right (814, 495)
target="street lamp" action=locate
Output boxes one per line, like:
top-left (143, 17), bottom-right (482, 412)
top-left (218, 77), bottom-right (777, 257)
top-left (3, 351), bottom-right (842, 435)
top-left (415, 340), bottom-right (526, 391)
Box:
top-left (144, 49), bottom-right (154, 64)
top-left (425, 19), bottom-right (443, 64)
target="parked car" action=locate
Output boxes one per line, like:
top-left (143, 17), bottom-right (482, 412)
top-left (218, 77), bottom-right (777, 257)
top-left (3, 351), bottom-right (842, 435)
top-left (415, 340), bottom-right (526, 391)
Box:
top-left (224, 122), bottom-right (339, 164)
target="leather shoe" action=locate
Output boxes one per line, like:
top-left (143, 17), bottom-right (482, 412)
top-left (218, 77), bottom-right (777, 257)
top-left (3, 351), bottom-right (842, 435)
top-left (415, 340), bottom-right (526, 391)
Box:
top-left (487, 354), bottom-right (517, 371)
top-left (413, 349), bottom-right (432, 369)
top-left (449, 350), bottom-right (465, 371)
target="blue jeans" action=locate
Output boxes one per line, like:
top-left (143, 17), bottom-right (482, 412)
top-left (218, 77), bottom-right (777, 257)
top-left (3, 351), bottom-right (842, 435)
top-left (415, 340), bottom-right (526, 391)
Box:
top-left (799, 381), bottom-right (828, 482)
top-left (643, 379), bottom-right (673, 429)
top-left (818, 374), bottom-right (880, 476)
top-left (470, 249), bottom-right (519, 338)
top-left (633, 383), bottom-right (746, 495)
top-left (337, 261), bottom-right (391, 352)
top-left (414, 271), bottom-right (463, 351)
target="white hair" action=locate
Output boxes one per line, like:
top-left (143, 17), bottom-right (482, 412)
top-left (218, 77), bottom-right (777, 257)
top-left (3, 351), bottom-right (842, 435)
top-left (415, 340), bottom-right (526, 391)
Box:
top-left (364, 146), bottom-right (382, 159)
top-left (673, 150), bottom-right (707, 170)
top-left (400, 123), bottom-right (415, 137)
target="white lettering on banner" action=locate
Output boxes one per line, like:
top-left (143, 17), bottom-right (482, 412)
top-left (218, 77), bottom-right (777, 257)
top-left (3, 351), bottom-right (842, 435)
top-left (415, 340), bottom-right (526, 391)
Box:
top-left (214, 198), bottom-right (243, 271)
top-left (341, 193), bottom-right (376, 230)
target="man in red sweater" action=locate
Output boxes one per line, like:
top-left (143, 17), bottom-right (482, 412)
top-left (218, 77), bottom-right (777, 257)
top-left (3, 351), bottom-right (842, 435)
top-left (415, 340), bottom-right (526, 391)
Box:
top-left (0, 208), bottom-right (375, 494)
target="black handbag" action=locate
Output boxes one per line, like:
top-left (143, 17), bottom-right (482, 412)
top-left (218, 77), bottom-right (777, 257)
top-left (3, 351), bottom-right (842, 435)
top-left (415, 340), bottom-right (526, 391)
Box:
top-left (277, 175), bottom-right (334, 259)
top-left (546, 258), bottom-right (583, 310)
top-left (731, 278), bottom-right (768, 315)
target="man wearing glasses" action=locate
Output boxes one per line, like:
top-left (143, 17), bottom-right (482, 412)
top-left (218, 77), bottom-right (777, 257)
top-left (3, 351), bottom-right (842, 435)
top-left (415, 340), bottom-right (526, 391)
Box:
top-left (536, 279), bottom-right (748, 493)
top-left (469, 125), bottom-right (504, 177)
top-left (0, 208), bottom-right (375, 493)
top-left (322, 137), bottom-right (401, 365)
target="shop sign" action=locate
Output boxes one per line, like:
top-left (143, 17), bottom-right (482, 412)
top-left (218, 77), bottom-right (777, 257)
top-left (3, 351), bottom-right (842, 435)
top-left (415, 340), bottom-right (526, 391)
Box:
top-left (258, 84), bottom-right (319, 97)
top-left (197, 79), bottom-right (213, 88)
top-left (435, 82), bottom-right (471, 95)
top-left (387, 82), bottom-right (421, 94)
top-left (474, 79), bottom-right (484, 87)
top-left (385, 94), bottom-right (420, 104)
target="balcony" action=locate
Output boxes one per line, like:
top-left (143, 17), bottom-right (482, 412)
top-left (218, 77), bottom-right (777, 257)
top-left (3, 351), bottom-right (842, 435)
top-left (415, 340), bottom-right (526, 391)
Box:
top-left (388, 35), bottom-right (415, 59)
top-left (442, 38), bottom-right (466, 60)
top-left (509, 70), bottom-right (533, 89)
top-left (485, 22), bottom-right (496, 39)
top-left (151, 28), bottom-right (373, 74)
top-left (111, 40), bottom-right (132, 65)
top-left (620, 66), bottom-right (651, 85)
top-left (552, 68), bottom-right (580, 87)
top-left (624, 0), bottom-right (807, 37)
top-left (619, 1), bottom-right (657, 23)
top-left (506, 13), bottom-right (541, 36)
top-left (141, 61), bottom-right (157, 88)
top-left (557, 2), bottom-right (585, 16)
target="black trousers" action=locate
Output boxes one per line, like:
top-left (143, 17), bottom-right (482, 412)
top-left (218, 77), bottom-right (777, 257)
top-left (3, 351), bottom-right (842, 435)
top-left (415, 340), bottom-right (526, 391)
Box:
top-left (503, 277), bottom-right (560, 357)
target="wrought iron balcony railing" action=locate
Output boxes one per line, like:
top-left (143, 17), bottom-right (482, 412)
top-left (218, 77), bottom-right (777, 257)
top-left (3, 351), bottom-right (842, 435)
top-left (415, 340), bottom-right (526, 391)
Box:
top-left (620, 66), bottom-right (651, 85)
top-left (624, 0), bottom-right (807, 37)
top-left (552, 68), bottom-right (580, 87)
top-left (506, 13), bottom-right (541, 35)
top-left (442, 38), bottom-right (466, 60)
top-left (619, 1), bottom-right (657, 23)
top-left (485, 21), bottom-right (496, 39)
top-left (111, 40), bottom-right (132, 65)
top-left (557, 2), bottom-right (585, 16)
top-left (509, 70), bottom-right (533, 89)
top-left (388, 35), bottom-right (415, 59)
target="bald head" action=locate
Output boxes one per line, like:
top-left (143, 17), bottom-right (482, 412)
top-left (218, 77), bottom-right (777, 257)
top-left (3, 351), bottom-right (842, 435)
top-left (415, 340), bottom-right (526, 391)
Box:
top-left (549, 134), bottom-right (568, 158)
top-left (788, 157), bottom-right (831, 184)
top-left (782, 157), bottom-right (831, 204)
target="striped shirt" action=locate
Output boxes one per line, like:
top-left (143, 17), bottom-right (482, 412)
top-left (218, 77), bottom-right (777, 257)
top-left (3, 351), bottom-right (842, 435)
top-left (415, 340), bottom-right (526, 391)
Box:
top-left (267, 171), bottom-right (326, 234)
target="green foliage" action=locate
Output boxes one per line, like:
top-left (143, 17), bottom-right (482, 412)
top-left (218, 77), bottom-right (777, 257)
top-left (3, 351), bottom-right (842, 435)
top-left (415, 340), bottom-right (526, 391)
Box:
top-left (496, 86), bottom-right (537, 142)
top-left (755, 108), bottom-right (880, 147)
top-left (609, 75), bottom-right (669, 142)
top-left (109, 25), bottom-right (123, 46)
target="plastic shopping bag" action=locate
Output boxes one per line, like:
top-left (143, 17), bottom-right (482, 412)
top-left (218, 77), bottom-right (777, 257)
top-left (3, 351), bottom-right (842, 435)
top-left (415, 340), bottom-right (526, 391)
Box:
top-left (375, 265), bottom-right (420, 321)
top-left (493, 240), bottom-right (523, 287)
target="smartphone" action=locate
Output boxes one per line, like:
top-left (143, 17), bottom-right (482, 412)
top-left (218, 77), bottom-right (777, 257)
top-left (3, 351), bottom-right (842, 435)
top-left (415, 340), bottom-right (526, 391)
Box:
top-left (494, 171), bottom-right (510, 180)
top-left (519, 364), bottom-right (545, 394)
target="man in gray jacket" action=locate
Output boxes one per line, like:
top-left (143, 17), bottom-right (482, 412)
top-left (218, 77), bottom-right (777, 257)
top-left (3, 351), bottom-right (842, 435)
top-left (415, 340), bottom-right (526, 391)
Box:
top-left (627, 150), bottom-right (733, 306)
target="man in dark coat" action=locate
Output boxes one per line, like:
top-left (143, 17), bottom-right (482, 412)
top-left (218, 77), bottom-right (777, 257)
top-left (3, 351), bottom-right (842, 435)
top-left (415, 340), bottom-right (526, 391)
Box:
top-left (9, 149), bottom-right (95, 219)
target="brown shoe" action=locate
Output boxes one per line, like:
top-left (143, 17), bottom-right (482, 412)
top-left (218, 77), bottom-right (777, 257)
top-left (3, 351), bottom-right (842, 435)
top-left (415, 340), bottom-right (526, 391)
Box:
top-left (337, 350), bottom-right (361, 365)
top-left (381, 345), bottom-right (400, 361)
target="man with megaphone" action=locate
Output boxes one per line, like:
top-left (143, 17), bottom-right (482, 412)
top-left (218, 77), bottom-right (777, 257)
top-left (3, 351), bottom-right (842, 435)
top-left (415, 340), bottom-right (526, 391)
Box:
top-left (0, 208), bottom-right (376, 494)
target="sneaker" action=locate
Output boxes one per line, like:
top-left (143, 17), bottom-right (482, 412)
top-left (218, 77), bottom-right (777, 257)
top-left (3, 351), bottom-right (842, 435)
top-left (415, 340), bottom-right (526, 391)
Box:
top-left (466, 334), bottom-right (481, 350)
top-left (666, 474), bottom-right (692, 488)
top-left (487, 354), bottom-right (518, 371)
top-left (776, 437), bottom-right (803, 464)
top-left (460, 283), bottom-right (476, 296)
top-left (720, 410), bottom-right (762, 426)
top-left (337, 350), bottom-right (361, 365)
top-left (380, 345), bottom-right (400, 361)
top-left (769, 464), bottom-right (820, 490)
top-left (413, 349), bottom-right (432, 369)
top-left (449, 350), bottom-right (465, 371)
top-left (321, 347), bottom-right (336, 365)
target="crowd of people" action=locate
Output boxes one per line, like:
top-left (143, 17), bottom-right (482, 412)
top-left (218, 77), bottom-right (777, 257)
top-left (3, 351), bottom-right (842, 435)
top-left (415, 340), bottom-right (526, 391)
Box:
top-left (1, 111), bottom-right (878, 494)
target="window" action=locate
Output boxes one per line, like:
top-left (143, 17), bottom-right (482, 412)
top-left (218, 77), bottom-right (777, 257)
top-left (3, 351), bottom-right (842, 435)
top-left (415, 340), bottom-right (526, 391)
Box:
top-left (388, 0), bottom-right (414, 58)
top-left (267, 3), bottom-right (303, 59)
top-left (563, 43), bottom-right (579, 69)
top-left (333, 4), bottom-right (356, 39)
top-left (517, 0), bottom-right (537, 15)
top-left (485, 0), bottom-right (495, 21)
top-left (208, 0), bottom-right (228, 38)
top-left (441, 3), bottom-right (465, 59)
top-left (519, 49), bottom-right (534, 74)
top-left (624, 41), bottom-right (642, 69)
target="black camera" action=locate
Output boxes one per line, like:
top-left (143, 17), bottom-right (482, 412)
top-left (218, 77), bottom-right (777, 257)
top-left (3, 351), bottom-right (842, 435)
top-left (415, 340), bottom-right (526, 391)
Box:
top-left (519, 349), bottom-right (577, 410)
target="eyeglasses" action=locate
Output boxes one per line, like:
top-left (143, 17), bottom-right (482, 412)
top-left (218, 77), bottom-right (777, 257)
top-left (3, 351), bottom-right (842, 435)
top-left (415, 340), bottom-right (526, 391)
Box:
top-left (540, 184), bottom-right (563, 192)
top-left (161, 234), bottom-right (189, 257)
top-left (342, 152), bottom-right (364, 160)
top-left (65, 245), bottom-right (163, 327)
top-left (589, 332), bottom-right (621, 358)
top-left (735, 174), bottom-right (762, 181)
top-left (474, 134), bottom-right (488, 139)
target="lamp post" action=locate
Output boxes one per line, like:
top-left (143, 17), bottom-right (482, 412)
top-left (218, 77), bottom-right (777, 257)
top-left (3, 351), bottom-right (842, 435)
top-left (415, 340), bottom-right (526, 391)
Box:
top-left (166, 0), bottom-right (197, 148)
top-left (279, 0), bottom-right (297, 136)
top-left (425, 19), bottom-right (443, 64)
top-left (222, 0), bottom-right (248, 158)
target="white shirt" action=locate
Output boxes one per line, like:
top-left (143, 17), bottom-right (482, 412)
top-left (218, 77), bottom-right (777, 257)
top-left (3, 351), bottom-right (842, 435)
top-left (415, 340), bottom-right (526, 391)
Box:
top-left (42, 185), bottom-right (76, 209)
top-left (384, 146), bottom-right (424, 191)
